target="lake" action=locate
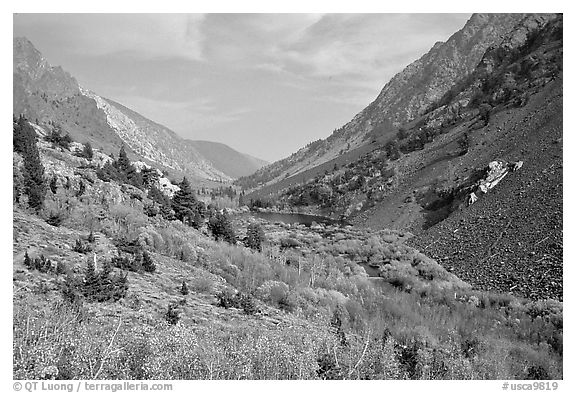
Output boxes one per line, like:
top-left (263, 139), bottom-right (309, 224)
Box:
top-left (251, 211), bottom-right (350, 227)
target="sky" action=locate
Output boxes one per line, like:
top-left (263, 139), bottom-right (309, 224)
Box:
top-left (13, 13), bottom-right (471, 162)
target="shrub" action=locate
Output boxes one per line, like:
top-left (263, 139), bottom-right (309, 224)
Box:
top-left (180, 281), bottom-right (189, 295)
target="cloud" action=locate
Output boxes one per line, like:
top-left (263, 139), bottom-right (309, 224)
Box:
top-left (197, 13), bottom-right (470, 105)
top-left (274, 14), bottom-right (465, 81)
top-left (14, 13), bottom-right (206, 61)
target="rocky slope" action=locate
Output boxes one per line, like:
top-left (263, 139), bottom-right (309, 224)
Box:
top-left (13, 37), bottom-right (263, 182)
top-left (236, 13), bottom-right (555, 191)
top-left (246, 14), bottom-right (563, 301)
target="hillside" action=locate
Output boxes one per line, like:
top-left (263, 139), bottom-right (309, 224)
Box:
top-left (188, 140), bottom-right (268, 178)
top-left (12, 117), bottom-right (562, 380)
top-left (245, 14), bottom-right (563, 302)
top-left (236, 14), bottom-right (554, 191)
top-left (13, 37), bottom-right (260, 183)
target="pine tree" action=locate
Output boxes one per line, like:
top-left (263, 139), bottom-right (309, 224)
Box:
top-left (49, 176), bottom-right (58, 194)
top-left (245, 223), bottom-right (265, 252)
top-left (23, 251), bottom-right (33, 269)
top-left (13, 115), bottom-right (35, 154)
top-left (171, 177), bottom-right (199, 224)
top-left (15, 116), bottom-right (46, 211)
top-left (76, 180), bottom-right (86, 197)
top-left (180, 281), bottom-right (189, 295)
top-left (141, 167), bottom-right (159, 188)
top-left (165, 303), bottom-right (180, 325)
top-left (208, 210), bottom-right (236, 244)
top-left (116, 145), bottom-right (131, 173)
top-left (82, 142), bottom-right (93, 160)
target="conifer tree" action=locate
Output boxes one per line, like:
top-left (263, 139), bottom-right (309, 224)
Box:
top-left (180, 281), bottom-right (189, 295)
top-left (245, 223), bottom-right (265, 252)
top-left (208, 210), bottom-right (236, 244)
top-left (49, 176), bottom-right (58, 194)
top-left (116, 145), bottom-right (131, 173)
top-left (165, 303), bottom-right (181, 325)
top-left (142, 251), bottom-right (156, 273)
top-left (171, 177), bottom-right (199, 224)
top-left (23, 251), bottom-right (33, 269)
top-left (14, 116), bottom-right (46, 211)
top-left (82, 142), bottom-right (93, 160)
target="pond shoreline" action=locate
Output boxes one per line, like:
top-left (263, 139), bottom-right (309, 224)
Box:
top-left (237, 209), bottom-right (352, 227)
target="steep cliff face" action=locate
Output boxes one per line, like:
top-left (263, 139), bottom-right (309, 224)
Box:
top-left (13, 37), bottom-right (263, 181)
top-left (237, 14), bottom-right (552, 191)
top-left (80, 91), bottom-right (231, 181)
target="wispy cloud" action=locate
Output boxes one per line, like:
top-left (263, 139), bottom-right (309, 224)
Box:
top-left (198, 13), bottom-right (469, 105)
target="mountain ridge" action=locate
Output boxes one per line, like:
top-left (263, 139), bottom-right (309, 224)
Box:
top-left (236, 13), bottom-right (554, 191)
top-left (13, 37), bottom-right (263, 182)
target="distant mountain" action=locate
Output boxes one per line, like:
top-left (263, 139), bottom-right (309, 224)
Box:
top-left (236, 13), bottom-right (546, 191)
top-left (13, 37), bottom-right (259, 182)
top-left (187, 140), bottom-right (268, 178)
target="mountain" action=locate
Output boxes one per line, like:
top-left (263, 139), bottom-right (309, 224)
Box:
top-left (236, 13), bottom-right (553, 191)
top-left (244, 14), bottom-right (563, 301)
top-left (13, 37), bottom-right (261, 182)
top-left (187, 140), bottom-right (268, 179)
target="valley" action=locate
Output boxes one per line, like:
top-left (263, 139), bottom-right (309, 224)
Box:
top-left (12, 13), bottom-right (563, 381)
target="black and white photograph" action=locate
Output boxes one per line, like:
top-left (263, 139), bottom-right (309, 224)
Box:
top-left (6, 2), bottom-right (568, 387)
